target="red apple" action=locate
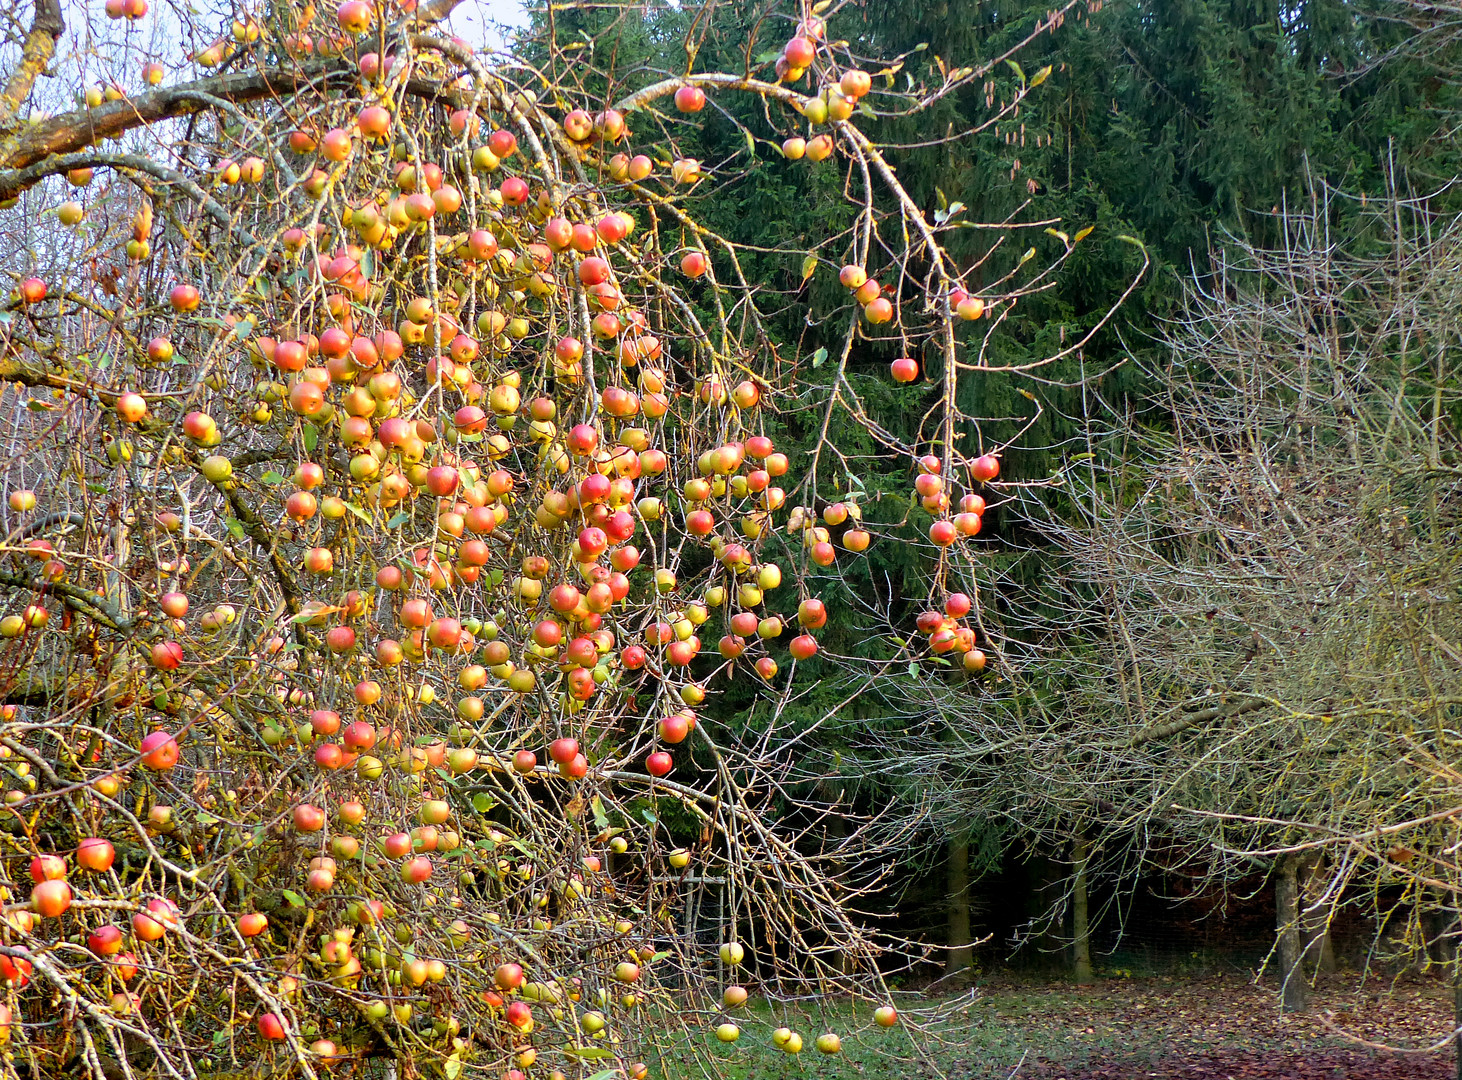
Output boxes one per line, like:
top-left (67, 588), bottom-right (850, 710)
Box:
top-left (970, 454), bottom-right (1000, 482)
top-left (257, 1012), bottom-right (286, 1040)
top-left (139, 730), bottom-right (179, 770)
top-left (32, 879), bottom-right (72, 918)
top-left (29, 855), bottom-right (65, 883)
top-left (76, 838), bottom-right (115, 873)
top-left (292, 804), bottom-right (325, 832)
top-left (88, 924), bottom-right (124, 955)
top-left (168, 284), bottom-right (199, 312)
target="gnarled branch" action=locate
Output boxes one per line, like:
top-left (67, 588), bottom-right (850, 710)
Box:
top-left (0, 0), bottom-right (64, 131)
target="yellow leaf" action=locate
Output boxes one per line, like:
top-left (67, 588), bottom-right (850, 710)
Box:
top-left (800, 254), bottom-right (818, 281)
top-left (811, 0), bottom-right (832, 12)
top-left (1074, 226), bottom-right (1095, 243)
top-left (1031, 65), bottom-right (1052, 87)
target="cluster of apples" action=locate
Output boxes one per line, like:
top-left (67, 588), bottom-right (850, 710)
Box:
top-left (774, 18), bottom-right (873, 164)
top-left (915, 592), bottom-right (988, 673)
top-left (0, 765), bottom-right (697, 1070)
top-left (909, 453), bottom-right (999, 549)
top-left (102, 0), bottom-right (147, 20)
top-left (838, 263), bottom-right (896, 325)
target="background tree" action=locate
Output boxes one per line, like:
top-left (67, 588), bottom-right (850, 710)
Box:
top-left (880, 175), bottom-right (1462, 1044)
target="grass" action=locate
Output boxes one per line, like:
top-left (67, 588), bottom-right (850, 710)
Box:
top-left (647, 973), bottom-right (1455, 1080)
top-left (650, 987), bottom-right (1122, 1080)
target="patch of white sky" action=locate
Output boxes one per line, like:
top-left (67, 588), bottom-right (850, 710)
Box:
top-left (447, 0), bottom-right (531, 53)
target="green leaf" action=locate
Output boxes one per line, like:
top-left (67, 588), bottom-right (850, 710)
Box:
top-left (282, 889), bottom-right (305, 909)
top-left (564, 1046), bottom-right (615, 1060)
top-left (387, 511), bottom-right (410, 528)
top-left (224, 517), bottom-right (245, 541)
top-left (908, 661), bottom-right (920, 678)
top-left (754, 48), bottom-right (781, 64)
top-left (744, 129), bottom-right (757, 158)
top-left (800, 254), bottom-right (818, 282)
top-left (472, 792), bottom-right (495, 813)
top-left (640, 808), bottom-right (658, 824)
top-left (591, 795), bottom-right (609, 829)
top-left (260, 471), bottom-right (285, 485)
top-left (811, 347), bottom-right (829, 369)
top-left (303, 424), bottom-right (319, 453)
top-left (1005, 59), bottom-right (1026, 83)
top-left (212, 1029), bottom-right (229, 1046)
top-left (346, 501), bottom-right (373, 524)
top-left (649, 950), bottom-right (671, 962)
top-left (586, 1071), bottom-right (621, 1080)
top-left (445, 1053), bottom-right (462, 1080)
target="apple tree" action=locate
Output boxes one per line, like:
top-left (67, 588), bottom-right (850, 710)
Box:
top-left (0, 0), bottom-right (1105, 1075)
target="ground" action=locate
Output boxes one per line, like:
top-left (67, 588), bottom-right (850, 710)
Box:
top-left (668, 974), bottom-right (1454, 1079)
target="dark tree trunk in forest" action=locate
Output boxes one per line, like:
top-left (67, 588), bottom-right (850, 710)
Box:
top-left (1453, 963), bottom-right (1462, 1080)
top-left (1275, 854), bottom-right (1309, 1013)
top-left (1302, 856), bottom-right (1335, 978)
top-left (826, 809), bottom-right (854, 975)
top-left (946, 838), bottom-right (973, 984)
top-left (1072, 836), bottom-right (1094, 984)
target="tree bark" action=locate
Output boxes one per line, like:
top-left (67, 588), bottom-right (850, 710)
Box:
top-left (1072, 836), bottom-right (1094, 984)
top-left (2, 64), bottom-right (335, 171)
top-left (1453, 960), bottom-right (1462, 1080)
top-left (945, 838), bottom-right (973, 985)
top-left (1276, 854), bottom-right (1309, 1013)
top-left (0, 0), bottom-right (63, 130)
top-left (1301, 856), bottom-right (1335, 978)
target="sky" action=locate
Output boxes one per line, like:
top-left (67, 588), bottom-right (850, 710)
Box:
top-left (446, 0), bottom-right (532, 51)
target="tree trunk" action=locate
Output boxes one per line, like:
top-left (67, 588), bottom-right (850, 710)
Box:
top-left (1302, 856), bottom-right (1335, 978)
top-left (1072, 836), bottom-right (1094, 984)
top-left (826, 809), bottom-right (854, 975)
top-left (1453, 960), bottom-right (1462, 1080)
top-left (945, 838), bottom-right (973, 985)
top-left (1276, 854), bottom-right (1309, 1013)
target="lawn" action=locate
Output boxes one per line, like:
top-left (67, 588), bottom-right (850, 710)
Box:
top-left (654, 974), bottom-right (1454, 1079)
